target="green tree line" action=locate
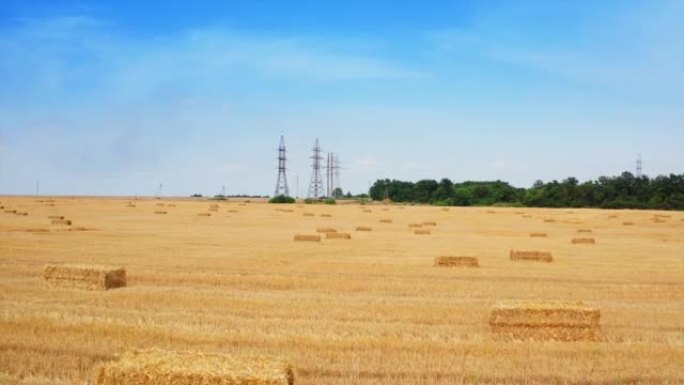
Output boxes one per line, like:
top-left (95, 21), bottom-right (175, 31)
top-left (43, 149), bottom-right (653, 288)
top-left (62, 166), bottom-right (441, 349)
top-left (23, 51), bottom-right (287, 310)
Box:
top-left (369, 172), bottom-right (684, 210)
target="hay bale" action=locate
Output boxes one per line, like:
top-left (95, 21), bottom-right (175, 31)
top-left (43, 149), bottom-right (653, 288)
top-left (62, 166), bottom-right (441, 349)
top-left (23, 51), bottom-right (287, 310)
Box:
top-left (414, 229), bottom-right (431, 235)
top-left (51, 219), bottom-right (72, 225)
top-left (156, 203), bottom-right (165, 207)
top-left (155, 210), bottom-right (167, 214)
top-left (316, 228), bottom-right (336, 233)
top-left (571, 238), bottom-right (596, 244)
top-left (622, 221), bottom-right (634, 226)
top-left (198, 213), bottom-right (211, 217)
top-left (408, 223), bottom-right (422, 228)
top-left (15, 212), bottom-right (29, 216)
top-left (4, 209), bottom-right (15, 213)
top-left (44, 264), bottom-right (126, 291)
top-left (434, 256), bottom-right (479, 267)
top-left (379, 219), bottom-right (392, 223)
top-left (489, 300), bottom-right (600, 341)
top-left (543, 219), bottom-right (556, 223)
top-left (127, 204), bottom-right (136, 208)
top-left (303, 213), bottom-right (314, 217)
top-left (293, 235), bottom-right (321, 242)
top-left (48, 215), bottom-right (64, 220)
top-left (94, 349), bottom-right (295, 385)
top-left (422, 221), bottom-right (437, 226)
top-left (655, 214), bottom-right (671, 218)
top-left (228, 210), bottom-right (239, 213)
top-left (362, 209), bottom-right (372, 213)
top-left (652, 218), bottom-right (666, 223)
top-left (577, 229), bottom-right (592, 233)
top-left (326, 232), bottom-right (351, 240)
top-left (509, 250), bottom-right (553, 262)
top-left (167, 204), bottom-right (176, 207)
top-left (529, 233), bottom-right (547, 238)
top-left (320, 214), bottom-right (332, 218)
top-left (355, 226), bottom-right (372, 231)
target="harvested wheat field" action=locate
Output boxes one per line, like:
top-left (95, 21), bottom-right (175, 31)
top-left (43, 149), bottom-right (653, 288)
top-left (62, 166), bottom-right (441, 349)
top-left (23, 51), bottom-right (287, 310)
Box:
top-left (0, 196), bottom-right (683, 384)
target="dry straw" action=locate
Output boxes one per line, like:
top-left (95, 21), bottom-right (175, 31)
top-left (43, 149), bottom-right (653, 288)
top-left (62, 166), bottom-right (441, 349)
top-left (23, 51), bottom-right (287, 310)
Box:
top-left (509, 250), bottom-right (553, 262)
top-left (316, 228), bottom-right (336, 233)
top-left (408, 223), bottom-right (422, 228)
top-left (379, 219), bottom-right (392, 223)
top-left (326, 232), bottom-right (351, 240)
top-left (577, 229), bottom-right (592, 233)
top-left (320, 214), bottom-right (332, 218)
top-left (15, 212), bottom-right (29, 216)
top-left (422, 221), bottom-right (437, 226)
top-left (228, 210), bottom-right (239, 213)
top-left (94, 349), bottom-right (295, 385)
top-left (434, 256), bottom-right (479, 267)
top-left (543, 219), bottom-right (556, 223)
top-left (414, 229), bottom-right (431, 235)
top-left (293, 235), bottom-right (321, 242)
top-left (156, 203), bottom-right (165, 207)
top-left (155, 210), bottom-right (167, 214)
top-left (529, 233), bottom-right (547, 238)
top-left (362, 209), bottom-right (372, 213)
top-left (623, 221), bottom-right (634, 226)
top-left (489, 300), bottom-right (600, 341)
top-left (44, 263), bottom-right (126, 291)
top-left (441, 208), bottom-right (450, 211)
top-left (303, 213), bottom-right (314, 217)
top-left (572, 238), bottom-right (596, 244)
top-left (198, 213), bottom-right (211, 217)
top-left (355, 226), bottom-right (372, 231)
top-left (167, 204), bottom-right (176, 207)
top-left (4, 209), bottom-right (15, 213)
top-left (126, 204), bottom-right (136, 208)
top-left (51, 219), bottom-right (72, 225)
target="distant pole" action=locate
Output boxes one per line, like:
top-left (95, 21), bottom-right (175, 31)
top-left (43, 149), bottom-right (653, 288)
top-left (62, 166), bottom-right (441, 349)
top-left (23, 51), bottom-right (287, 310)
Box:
top-left (274, 135), bottom-right (290, 196)
top-left (306, 139), bottom-right (325, 199)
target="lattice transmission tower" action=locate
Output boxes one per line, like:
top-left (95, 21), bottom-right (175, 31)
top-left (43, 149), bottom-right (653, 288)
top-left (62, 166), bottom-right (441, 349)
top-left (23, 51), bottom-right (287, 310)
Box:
top-left (274, 136), bottom-right (290, 197)
top-left (307, 139), bottom-right (325, 199)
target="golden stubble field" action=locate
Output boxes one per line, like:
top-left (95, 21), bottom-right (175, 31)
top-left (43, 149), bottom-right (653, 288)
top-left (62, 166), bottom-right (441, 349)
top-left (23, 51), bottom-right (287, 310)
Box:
top-left (0, 196), bottom-right (683, 384)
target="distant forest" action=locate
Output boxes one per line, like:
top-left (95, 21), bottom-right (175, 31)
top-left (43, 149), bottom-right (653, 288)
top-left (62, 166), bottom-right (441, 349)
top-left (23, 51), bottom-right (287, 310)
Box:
top-left (369, 172), bottom-right (684, 210)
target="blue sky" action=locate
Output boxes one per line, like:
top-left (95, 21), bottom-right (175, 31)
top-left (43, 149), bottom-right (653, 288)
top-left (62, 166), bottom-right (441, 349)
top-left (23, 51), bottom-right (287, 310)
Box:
top-left (0, 1), bottom-right (682, 196)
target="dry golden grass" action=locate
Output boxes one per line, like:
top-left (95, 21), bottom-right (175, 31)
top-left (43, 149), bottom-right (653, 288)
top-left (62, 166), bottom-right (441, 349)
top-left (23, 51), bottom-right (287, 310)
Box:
top-left (325, 232), bottom-right (351, 240)
top-left (434, 256), bottom-right (479, 268)
top-left (572, 238), bottom-right (596, 245)
top-left (293, 235), bottom-right (321, 242)
top-left (0, 197), bottom-right (682, 384)
top-left (529, 233), bottom-right (547, 238)
top-left (94, 349), bottom-right (294, 385)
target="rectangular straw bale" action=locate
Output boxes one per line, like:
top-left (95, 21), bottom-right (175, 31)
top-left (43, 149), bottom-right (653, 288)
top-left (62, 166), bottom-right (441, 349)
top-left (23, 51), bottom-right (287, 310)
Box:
top-left (316, 228), bottom-right (336, 233)
top-left (655, 214), bottom-right (671, 218)
top-left (51, 219), bottom-right (72, 225)
top-left (94, 349), bottom-right (295, 385)
top-left (577, 229), bottom-right (592, 233)
top-left (622, 221), bottom-right (634, 226)
top-left (572, 237), bottom-right (596, 244)
top-left (379, 219), bottom-right (392, 223)
top-left (529, 233), bottom-right (547, 238)
top-left (303, 213), bottom-right (314, 217)
top-left (326, 232), bottom-right (351, 240)
top-left (414, 229), bottom-right (431, 235)
top-left (228, 210), bottom-right (239, 213)
top-left (293, 234), bottom-right (321, 242)
top-left (15, 212), bottom-right (29, 216)
top-left (434, 256), bottom-right (479, 267)
top-left (320, 214), bottom-right (332, 218)
top-left (408, 223), bottom-right (422, 228)
top-left (489, 300), bottom-right (600, 341)
top-left (355, 226), bottom-right (372, 231)
top-left (422, 221), bottom-right (437, 226)
top-left (652, 218), bottom-right (666, 223)
top-left (156, 203), bottom-right (165, 206)
top-left (543, 219), bottom-right (556, 223)
top-left (126, 204), bottom-right (136, 208)
top-left (4, 210), bottom-right (16, 213)
top-left (198, 213), bottom-right (211, 216)
top-left (509, 250), bottom-right (553, 262)
top-left (155, 210), bottom-right (167, 214)
top-left (44, 263), bottom-right (126, 291)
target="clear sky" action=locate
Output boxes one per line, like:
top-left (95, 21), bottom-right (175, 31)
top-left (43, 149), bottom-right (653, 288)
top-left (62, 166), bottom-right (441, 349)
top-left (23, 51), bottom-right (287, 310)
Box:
top-left (0, 1), bottom-right (682, 196)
